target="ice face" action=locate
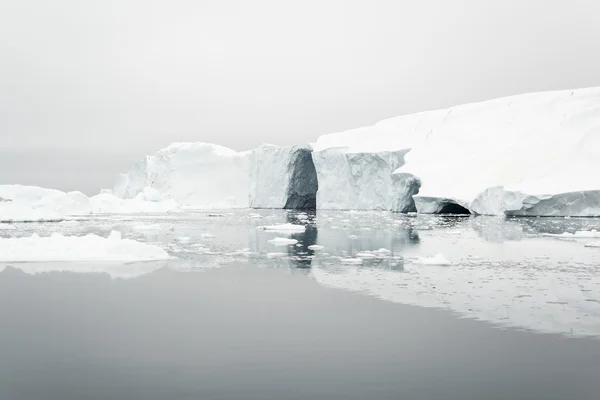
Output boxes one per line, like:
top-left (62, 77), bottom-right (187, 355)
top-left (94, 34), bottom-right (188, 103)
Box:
top-left (249, 145), bottom-right (318, 210)
top-left (312, 148), bottom-right (409, 211)
top-left (114, 143), bottom-right (251, 208)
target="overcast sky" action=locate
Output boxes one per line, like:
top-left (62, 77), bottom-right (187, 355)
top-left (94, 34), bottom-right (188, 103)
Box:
top-left (1, 0), bottom-right (600, 194)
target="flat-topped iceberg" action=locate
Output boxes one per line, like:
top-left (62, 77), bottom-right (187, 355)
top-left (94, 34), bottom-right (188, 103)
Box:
top-left (114, 142), bottom-right (251, 208)
top-left (394, 87), bottom-right (600, 215)
top-left (313, 86), bottom-right (600, 215)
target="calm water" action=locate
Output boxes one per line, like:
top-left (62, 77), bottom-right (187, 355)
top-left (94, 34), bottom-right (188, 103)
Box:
top-left (1, 210), bottom-right (600, 399)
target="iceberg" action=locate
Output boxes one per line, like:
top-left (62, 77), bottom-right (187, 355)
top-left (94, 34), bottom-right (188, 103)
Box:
top-left (0, 231), bottom-right (171, 262)
top-left (114, 142), bottom-right (251, 208)
top-left (395, 87), bottom-right (600, 215)
top-left (312, 86), bottom-right (600, 216)
top-left (311, 148), bottom-right (412, 210)
top-left (249, 144), bottom-right (318, 209)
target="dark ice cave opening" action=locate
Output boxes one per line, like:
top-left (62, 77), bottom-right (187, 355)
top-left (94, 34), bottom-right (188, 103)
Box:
top-left (284, 149), bottom-right (318, 210)
top-left (438, 202), bottom-right (471, 215)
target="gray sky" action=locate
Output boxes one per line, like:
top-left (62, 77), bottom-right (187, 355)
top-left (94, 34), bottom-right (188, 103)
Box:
top-left (1, 0), bottom-right (600, 194)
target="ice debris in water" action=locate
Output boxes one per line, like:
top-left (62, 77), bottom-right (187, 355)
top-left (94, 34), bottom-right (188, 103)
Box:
top-left (415, 254), bottom-right (452, 266)
top-left (0, 230), bottom-right (171, 262)
top-left (267, 237), bottom-right (299, 246)
top-left (257, 223), bottom-right (306, 233)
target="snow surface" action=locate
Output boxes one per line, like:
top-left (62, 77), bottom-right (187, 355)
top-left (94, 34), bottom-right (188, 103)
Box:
top-left (114, 142), bottom-right (251, 208)
top-left (395, 87), bottom-right (600, 215)
top-left (0, 185), bottom-right (179, 222)
top-left (0, 231), bottom-right (171, 262)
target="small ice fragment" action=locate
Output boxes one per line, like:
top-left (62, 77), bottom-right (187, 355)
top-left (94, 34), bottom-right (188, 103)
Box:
top-left (257, 224), bottom-right (306, 233)
top-left (415, 254), bottom-right (452, 266)
top-left (267, 237), bottom-right (299, 246)
top-left (341, 258), bottom-right (363, 265)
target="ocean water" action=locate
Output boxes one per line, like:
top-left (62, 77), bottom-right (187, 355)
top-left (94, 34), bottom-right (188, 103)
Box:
top-left (1, 210), bottom-right (600, 399)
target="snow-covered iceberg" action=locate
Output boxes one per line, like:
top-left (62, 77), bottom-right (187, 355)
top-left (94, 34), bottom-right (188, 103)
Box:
top-left (114, 142), bottom-right (251, 208)
top-left (313, 86), bottom-right (600, 216)
top-left (395, 87), bottom-right (600, 216)
top-left (249, 144), bottom-right (317, 209)
top-left (0, 231), bottom-right (171, 262)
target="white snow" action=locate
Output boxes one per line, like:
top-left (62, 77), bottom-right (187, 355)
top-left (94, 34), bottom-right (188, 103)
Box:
top-left (256, 223), bottom-right (306, 233)
top-left (0, 231), bottom-right (171, 262)
top-left (267, 237), bottom-right (299, 246)
top-left (114, 142), bottom-right (251, 208)
top-left (0, 224), bottom-right (17, 230)
top-left (307, 245), bottom-right (324, 250)
top-left (394, 87), bottom-right (600, 215)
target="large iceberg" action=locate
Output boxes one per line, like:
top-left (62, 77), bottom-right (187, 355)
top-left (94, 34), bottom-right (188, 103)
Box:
top-left (394, 87), bottom-right (600, 216)
top-left (249, 144), bottom-right (318, 209)
top-left (313, 86), bottom-right (600, 216)
top-left (114, 142), bottom-right (251, 208)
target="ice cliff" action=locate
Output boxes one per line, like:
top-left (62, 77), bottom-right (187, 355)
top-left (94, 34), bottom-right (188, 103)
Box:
top-left (111, 87), bottom-right (600, 216)
top-left (114, 143), bottom-right (251, 208)
top-left (314, 86), bottom-right (600, 216)
top-left (249, 144), bottom-right (318, 209)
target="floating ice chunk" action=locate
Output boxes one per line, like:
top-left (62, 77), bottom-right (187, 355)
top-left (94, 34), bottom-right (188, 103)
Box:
top-left (200, 233), bottom-right (215, 238)
top-left (340, 258), bottom-right (364, 265)
top-left (355, 251), bottom-right (379, 259)
top-left (257, 223), bottom-right (306, 233)
top-left (415, 254), bottom-right (452, 266)
top-left (584, 241), bottom-right (600, 248)
top-left (546, 230), bottom-right (600, 238)
top-left (267, 237), bottom-right (299, 246)
top-left (0, 231), bottom-right (171, 262)
top-left (266, 252), bottom-right (287, 258)
top-left (307, 245), bottom-right (324, 250)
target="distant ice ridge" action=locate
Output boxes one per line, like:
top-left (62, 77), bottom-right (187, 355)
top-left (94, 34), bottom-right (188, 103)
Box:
top-left (312, 86), bottom-right (600, 216)
top-left (114, 142), bottom-right (251, 208)
top-left (0, 231), bottom-right (171, 263)
top-left (0, 185), bottom-right (179, 222)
